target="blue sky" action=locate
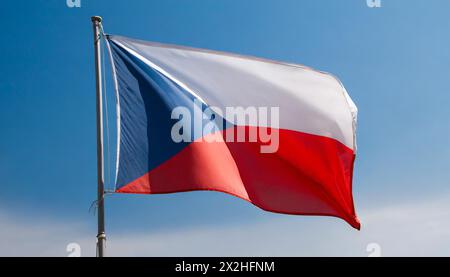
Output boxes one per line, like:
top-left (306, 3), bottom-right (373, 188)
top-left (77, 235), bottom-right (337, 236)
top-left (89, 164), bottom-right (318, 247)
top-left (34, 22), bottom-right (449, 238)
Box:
top-left (1, 0), bottom-right (450, 256)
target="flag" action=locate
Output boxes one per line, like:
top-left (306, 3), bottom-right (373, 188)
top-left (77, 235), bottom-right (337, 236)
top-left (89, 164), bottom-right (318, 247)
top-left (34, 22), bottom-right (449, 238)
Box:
top-left (106, 35), bottom-right (360, 229)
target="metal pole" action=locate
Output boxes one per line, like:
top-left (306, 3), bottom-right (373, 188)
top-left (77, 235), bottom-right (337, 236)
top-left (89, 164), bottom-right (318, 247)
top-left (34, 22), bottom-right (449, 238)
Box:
top-left (91, 15), bottom-right (106, 257)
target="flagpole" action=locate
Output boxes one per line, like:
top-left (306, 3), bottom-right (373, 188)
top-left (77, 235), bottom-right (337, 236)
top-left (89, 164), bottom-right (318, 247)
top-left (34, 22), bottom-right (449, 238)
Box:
top-left (91, 15), bottom-right (106, 258)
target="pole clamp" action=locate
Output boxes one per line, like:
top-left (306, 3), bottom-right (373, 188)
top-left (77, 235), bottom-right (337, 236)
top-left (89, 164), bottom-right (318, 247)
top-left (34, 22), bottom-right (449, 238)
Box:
top-left (97, 232), bottom-right (106, 240)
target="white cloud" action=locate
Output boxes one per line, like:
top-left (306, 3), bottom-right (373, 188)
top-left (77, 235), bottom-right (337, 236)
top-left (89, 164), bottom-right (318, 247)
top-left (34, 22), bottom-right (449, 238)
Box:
top-left (1, 194), bottom-right (450, 257)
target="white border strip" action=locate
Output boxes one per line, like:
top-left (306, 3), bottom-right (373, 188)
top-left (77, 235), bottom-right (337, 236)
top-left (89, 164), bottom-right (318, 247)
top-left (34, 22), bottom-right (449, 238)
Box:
top-left (108, 36), bottom-right (358, 152)
top-left (105, 38), bottom-right (121, 187)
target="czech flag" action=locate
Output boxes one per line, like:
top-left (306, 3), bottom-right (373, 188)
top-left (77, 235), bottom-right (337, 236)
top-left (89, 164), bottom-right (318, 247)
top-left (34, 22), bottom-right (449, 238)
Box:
top-left (106, 35), bottom-right (360, 229)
